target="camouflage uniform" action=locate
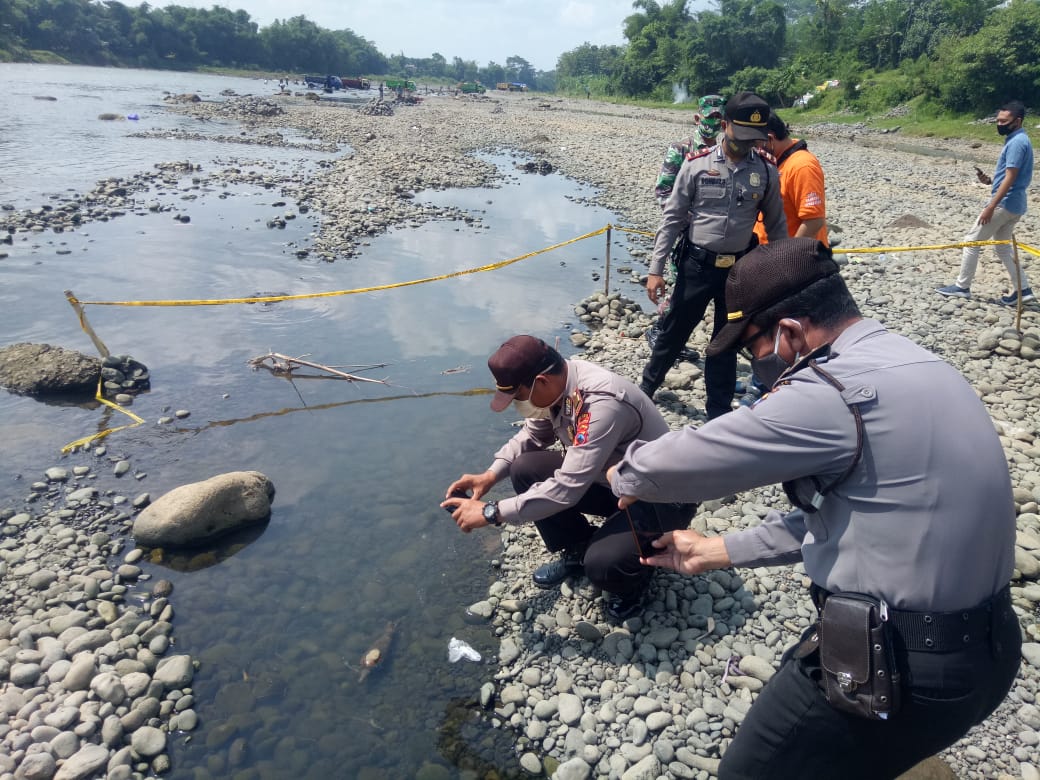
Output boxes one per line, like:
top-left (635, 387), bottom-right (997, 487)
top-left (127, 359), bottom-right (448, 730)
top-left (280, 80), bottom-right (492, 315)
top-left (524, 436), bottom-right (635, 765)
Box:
top-left (648, 95), bottom-right (725, 355)
top-left (654, 94), bottom-right (725, 205)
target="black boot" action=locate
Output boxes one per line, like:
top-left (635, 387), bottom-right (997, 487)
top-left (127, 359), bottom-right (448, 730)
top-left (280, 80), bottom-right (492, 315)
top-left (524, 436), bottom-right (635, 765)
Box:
top-left (532, 546), bottom-right (585, 588)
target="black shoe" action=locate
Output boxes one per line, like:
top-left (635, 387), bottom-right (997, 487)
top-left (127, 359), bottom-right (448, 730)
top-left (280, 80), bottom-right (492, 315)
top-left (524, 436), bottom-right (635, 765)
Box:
top-left (605, 590), bottom-right (645, 622)
top-left (532, 547), bottom-right (584, 589)
top-left (677, 347), bottom-right (700, 363)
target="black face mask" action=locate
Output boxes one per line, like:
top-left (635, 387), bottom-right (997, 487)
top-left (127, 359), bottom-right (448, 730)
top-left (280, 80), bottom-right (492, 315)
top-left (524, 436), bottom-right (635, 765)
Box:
top-left (997, 122), bottom-right (1015, 136)
top-left (726, 138), bottom-right (755, 157)
top-left (750, 352), bottom-right (790, 389)
top-left (750, 327), bottom-right (800, 388)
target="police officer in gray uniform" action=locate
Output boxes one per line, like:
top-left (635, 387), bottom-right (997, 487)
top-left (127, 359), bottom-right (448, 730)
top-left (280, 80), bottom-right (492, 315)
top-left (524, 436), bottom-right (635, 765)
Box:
top-left (610, 238), bottom-right (1020, 778)
top-left (641, 91), bottom-right (786, 419)
top-left (443, 335), bottom-right (693, 621)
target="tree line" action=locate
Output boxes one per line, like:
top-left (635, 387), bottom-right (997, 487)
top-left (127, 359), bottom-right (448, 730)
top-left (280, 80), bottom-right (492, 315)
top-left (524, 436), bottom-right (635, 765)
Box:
top-left (0, 0), bottom-right (553, 89)
top-left (556, 0), bottom-right (1040, 114)
top-left (4, 0), bottom-right (1039, 112)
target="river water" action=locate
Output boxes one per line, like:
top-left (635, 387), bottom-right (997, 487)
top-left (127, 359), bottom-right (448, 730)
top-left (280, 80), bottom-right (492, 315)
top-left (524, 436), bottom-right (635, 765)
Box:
top-left (0, 64), bottom-right (645, 778)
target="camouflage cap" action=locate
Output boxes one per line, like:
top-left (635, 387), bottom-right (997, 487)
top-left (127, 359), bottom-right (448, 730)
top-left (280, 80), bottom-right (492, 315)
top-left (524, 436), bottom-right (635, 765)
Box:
top-left (699, 94), bottom-right (724, 113)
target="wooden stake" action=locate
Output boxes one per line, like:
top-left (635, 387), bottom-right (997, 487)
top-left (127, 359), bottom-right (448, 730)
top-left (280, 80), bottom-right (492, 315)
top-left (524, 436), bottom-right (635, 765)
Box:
top-left (64, 290), bottom-right (111, 358)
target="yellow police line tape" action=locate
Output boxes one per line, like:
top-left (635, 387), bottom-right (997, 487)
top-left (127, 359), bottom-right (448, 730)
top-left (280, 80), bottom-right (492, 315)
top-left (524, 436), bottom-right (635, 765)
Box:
top-left (69, 227), bottom-right (610, 307)
top-left (61, 226), bottom-right (607, 450)
top-left (610, 225), bottom-right (1040, 259)
top-left (62, 377), bottom-right (146, 453)
top-left (61, 225), bottom-right (1038, 452)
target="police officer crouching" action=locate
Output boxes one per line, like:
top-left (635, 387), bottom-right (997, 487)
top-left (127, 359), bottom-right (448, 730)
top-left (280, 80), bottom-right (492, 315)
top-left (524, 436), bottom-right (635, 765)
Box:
top-left (640, 91), bottom-right (786, 419)
top-left (442, 336), bottom-right (694, 622)
top-left (610, 238), bottom-right (1021, 778)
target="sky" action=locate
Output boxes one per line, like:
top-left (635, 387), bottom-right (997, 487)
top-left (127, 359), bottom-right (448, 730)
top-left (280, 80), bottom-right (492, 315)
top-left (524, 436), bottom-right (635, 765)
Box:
top-left (161, 0), bottom-right (652, 72)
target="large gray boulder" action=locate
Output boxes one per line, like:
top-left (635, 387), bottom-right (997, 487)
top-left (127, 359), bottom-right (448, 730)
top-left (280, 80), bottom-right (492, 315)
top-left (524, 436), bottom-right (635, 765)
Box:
top-left (132, 471), bottom-right (274, 547)
top-left (0, 343), bottom-right (100, 396)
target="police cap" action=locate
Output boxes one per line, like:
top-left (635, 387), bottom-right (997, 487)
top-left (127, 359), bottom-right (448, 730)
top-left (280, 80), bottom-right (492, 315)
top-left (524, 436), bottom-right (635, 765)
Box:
top-left (724, 91), bottom-right (771, 141)
top-left (487, 335), bottom-right (562, 412)
top-left (707, 238), bottom-right (840, 356)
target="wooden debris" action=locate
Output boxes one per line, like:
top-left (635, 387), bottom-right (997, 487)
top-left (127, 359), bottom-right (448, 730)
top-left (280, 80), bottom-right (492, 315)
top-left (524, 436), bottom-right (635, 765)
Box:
top-left (248, 352), bottom-right (388, 385)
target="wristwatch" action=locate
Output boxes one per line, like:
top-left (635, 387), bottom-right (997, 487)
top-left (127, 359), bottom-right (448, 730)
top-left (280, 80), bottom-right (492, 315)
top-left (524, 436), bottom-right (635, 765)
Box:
top-left (482, 501), bottom-right (501, 526)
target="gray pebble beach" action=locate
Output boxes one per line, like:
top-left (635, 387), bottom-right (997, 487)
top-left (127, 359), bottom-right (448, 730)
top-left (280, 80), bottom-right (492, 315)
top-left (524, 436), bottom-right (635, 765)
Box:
top-left (2, 88), bottom-right (1039, 778)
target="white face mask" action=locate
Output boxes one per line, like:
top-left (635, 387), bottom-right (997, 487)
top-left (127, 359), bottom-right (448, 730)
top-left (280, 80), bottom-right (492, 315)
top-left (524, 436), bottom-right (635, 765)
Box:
top-left (513, 398), bottom-right (552, 420)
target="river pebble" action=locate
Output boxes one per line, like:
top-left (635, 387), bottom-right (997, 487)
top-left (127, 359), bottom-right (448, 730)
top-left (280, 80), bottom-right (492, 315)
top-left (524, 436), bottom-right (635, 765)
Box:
top-left (0, 455), bottom-right (190, 778)
top-left (5, 89), bottom-right (1040, 780)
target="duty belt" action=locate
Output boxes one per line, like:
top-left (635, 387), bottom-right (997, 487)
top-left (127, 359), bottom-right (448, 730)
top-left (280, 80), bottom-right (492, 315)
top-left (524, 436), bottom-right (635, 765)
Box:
top-left (810, 584), bottom-right (1010, 653)
top-left (690, 242), bottom-right (754, 269)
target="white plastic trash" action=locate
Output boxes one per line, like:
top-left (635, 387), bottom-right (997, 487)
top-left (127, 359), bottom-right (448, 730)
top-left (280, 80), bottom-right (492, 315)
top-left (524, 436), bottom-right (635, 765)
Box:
top-left (448, 637), bottom-right (481, 663)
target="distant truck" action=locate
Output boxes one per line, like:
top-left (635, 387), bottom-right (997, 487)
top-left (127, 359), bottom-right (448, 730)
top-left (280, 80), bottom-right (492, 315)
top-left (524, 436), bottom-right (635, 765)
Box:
top-left (340, 77), bottom-right (371, 90)
top-left (385, 78), bottom-right (417, 92)
top-left (457, 81), bottom-right (485, 94)
top-left (496, 82), bottom-right (527, 92)
top-left (303, 75), bottom-right (341, 90)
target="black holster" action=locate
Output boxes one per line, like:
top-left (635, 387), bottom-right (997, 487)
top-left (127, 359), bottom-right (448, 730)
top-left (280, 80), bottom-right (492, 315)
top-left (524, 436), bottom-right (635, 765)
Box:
top-left (818, 592), bottom-right (901, 720)
top-left (670, 231), bottom-right (691, 267)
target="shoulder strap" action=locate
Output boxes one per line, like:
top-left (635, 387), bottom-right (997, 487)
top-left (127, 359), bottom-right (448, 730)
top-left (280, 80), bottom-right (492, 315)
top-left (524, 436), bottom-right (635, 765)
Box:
top-left (780, 354), bottom-right (865, 512)
top-left (753, 151), bottom-right (774, 214)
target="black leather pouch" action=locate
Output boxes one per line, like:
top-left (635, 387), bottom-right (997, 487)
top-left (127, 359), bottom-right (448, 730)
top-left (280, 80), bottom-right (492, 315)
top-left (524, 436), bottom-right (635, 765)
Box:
top-left (819, 592), bottom-right (901, 720)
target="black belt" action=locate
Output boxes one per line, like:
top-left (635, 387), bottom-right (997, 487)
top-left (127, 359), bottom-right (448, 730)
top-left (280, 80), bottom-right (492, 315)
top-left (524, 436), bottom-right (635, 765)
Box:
top-left (810, 585), bottom-right (1009, 653)
top-left (689, 242), bottom-right (755, 269)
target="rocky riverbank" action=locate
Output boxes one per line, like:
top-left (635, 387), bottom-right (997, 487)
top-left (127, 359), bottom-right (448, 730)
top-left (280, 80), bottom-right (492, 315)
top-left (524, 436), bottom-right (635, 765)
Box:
top-left (0, 449), bottom-right (197, 780)
top-left (2, 87), bottom-right (1038, 780)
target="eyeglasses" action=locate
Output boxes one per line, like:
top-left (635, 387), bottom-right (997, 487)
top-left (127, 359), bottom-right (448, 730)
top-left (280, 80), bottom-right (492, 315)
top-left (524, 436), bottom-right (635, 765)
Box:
top-left (738, 327), bottom-right (771, 361)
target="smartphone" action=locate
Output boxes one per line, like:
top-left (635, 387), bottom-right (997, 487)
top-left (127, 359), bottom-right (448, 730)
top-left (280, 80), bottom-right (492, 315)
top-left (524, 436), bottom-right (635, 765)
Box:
top-left (443, 488), bottom-right (470, 514)
top-left (623, 503), bottom-right (664, 558)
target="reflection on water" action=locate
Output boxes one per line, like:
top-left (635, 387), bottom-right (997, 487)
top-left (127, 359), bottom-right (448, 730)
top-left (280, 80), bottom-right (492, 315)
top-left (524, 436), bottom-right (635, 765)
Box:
top-left (0, 63), bottom-right (339, 207)
top-left (0, 67), bottom-right (646, 778)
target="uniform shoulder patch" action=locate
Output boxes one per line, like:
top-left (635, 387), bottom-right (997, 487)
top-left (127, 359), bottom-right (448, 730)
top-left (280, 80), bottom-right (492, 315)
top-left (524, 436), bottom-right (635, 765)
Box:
top-left (685, 147), bottom-right (714, 162)
top-left (572, 411), bottom-right (591, 445)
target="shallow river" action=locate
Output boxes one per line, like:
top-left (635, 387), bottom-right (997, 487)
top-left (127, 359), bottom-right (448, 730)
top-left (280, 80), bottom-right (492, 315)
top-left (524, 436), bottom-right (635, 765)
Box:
top-left (0, 64), bottom-right (646, 777)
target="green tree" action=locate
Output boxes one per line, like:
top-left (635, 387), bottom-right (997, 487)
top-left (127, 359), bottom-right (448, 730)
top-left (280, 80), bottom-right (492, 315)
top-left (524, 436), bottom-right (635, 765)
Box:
top-left (505, 55), bottom-right (535, 86)
top-left (614, 0), bottom-right (691, 96)
top-left (926, 0), bottom-right (1040, 111)
top-left (480, 60), bottom-right (505, 85)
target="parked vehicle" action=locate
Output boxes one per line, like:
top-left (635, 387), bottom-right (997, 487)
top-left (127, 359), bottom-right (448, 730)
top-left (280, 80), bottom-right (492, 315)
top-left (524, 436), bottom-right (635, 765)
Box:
top-left (341, 77), bottom-right (371, 90)
top-left (495, 82), bottom-right (527, 92)
top-left (385, 78), bottom-right (417, 92)
top-left (457, 81), bottom-right (485, 94)
top-left (303, 75), bottom-right (342, 90)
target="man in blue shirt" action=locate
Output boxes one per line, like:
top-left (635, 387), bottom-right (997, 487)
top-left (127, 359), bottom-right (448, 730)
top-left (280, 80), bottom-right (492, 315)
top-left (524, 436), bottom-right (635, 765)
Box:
top-left (936, 100), bottom-right (1034, 305)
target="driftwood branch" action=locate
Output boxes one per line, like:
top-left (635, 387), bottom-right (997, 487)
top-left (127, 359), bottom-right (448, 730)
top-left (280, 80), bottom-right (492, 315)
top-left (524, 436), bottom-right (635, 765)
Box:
top-left (248, 352), bottom-right (389, 385)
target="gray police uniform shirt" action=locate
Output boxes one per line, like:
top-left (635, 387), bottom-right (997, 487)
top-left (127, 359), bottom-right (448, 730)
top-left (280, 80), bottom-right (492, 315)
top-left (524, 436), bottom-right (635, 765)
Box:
top-left (488, 359), bottom-right (669, 526)
top-left (650, 145), bottom-right (787, 276)
top-left (610, 319), bottom-right (1014, 612)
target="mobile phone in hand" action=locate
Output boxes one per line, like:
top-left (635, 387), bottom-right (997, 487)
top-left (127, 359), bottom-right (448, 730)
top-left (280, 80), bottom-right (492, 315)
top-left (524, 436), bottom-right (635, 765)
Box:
top-left (443, 488), bottom-right (470, 513)
top-left (623, 504), bottom-right (664, 558)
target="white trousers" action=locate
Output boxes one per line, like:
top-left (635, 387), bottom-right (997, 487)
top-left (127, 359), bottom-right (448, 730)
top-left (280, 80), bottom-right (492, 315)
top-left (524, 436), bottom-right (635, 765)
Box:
top-left (956, 206), bottom-right (1029, 291)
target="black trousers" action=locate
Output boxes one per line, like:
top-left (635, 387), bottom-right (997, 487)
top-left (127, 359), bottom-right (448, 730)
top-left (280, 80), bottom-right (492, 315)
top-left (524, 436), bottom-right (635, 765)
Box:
top-left (718, 588), bottom-right (1022, 779)
top-left (509, 451), bottom-right (691, 598)
top-left (642, 256), bottom-right (736, 419)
